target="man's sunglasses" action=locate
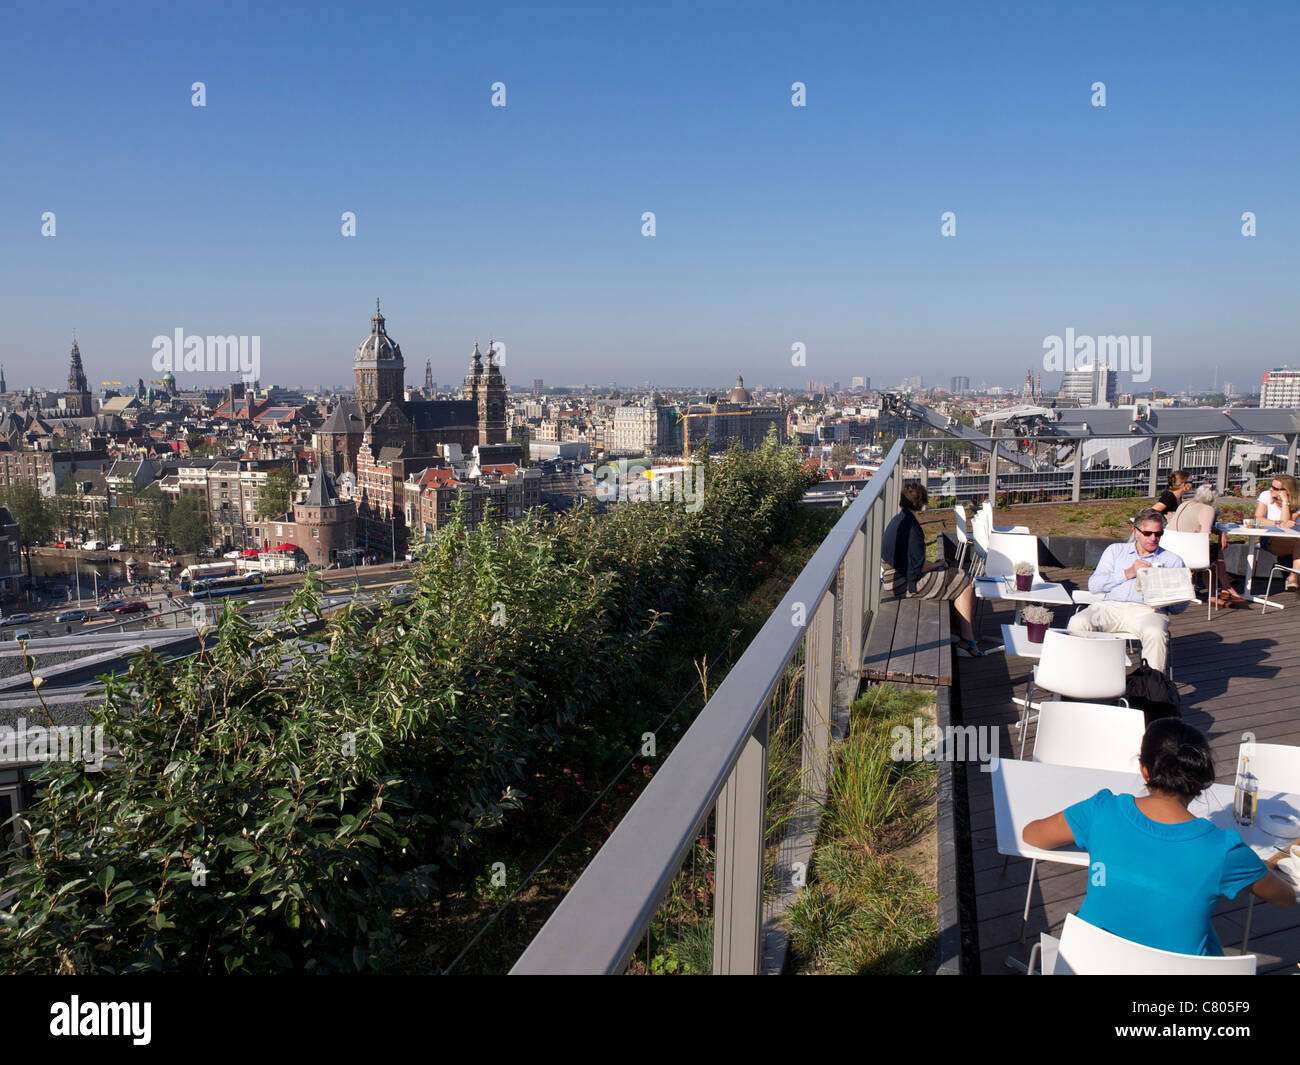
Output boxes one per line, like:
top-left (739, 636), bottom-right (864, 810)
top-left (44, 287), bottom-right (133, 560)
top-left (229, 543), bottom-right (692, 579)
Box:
top-left (1137, 528), bottom-right (1164, 538)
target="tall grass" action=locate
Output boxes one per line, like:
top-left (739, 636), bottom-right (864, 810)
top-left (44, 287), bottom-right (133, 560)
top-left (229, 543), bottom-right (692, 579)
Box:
top-left (785, 685), bottom-right (939, 974)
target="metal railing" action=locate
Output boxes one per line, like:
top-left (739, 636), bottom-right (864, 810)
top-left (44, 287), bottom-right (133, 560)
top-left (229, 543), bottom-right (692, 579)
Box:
top-left (510, 442), bottom-right (904, 974)
top-left (912, 431), bottom-right (1297, 504)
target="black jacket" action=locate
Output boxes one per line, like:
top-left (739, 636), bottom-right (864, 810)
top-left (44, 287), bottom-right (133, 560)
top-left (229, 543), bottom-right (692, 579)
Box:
top-left (881, 510), bottom-right (926, 594)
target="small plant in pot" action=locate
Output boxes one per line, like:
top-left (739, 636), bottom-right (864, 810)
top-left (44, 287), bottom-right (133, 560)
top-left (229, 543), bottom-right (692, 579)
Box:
top-left (1014, 560), bottom-right (1035, 591)
top-left (1022, 604), bottom-right (1053, 643)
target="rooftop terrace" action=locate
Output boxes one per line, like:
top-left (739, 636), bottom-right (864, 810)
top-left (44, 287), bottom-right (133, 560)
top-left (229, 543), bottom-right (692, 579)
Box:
top-left (963, 566), bottom-right (1300, 974)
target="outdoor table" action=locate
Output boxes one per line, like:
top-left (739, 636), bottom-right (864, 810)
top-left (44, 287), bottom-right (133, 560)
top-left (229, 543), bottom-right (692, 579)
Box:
top-left (991, 758), bottom-right (1299, 866)
top-left (974, 576), bottom-right (1073, 646)
top-left (1216, 521), bottom-right (1300, 609)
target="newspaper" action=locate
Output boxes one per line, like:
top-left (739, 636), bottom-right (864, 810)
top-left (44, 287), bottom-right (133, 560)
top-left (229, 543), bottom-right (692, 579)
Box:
top-left (1136, 564), bottom-right (1197, 607)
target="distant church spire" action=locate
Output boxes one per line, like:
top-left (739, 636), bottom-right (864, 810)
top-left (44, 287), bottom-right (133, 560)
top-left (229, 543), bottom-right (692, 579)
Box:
top-left (1, 363), bottom-right (6, 394)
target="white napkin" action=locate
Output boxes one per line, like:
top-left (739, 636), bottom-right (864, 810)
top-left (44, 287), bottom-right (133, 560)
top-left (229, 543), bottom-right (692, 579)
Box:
top-left (1275, 856), bottom-right (1300, 895)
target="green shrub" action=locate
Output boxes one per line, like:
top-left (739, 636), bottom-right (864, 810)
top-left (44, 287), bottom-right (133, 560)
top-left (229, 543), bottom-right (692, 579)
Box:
top-left (0, 432), bottom-right (819, 973)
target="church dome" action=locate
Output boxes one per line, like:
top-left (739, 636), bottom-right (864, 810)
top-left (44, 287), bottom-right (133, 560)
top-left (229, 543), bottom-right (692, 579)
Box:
top-left (355, 300), bottom-right (404, 366)
top-left (726, 374), bottom-right (752, 404)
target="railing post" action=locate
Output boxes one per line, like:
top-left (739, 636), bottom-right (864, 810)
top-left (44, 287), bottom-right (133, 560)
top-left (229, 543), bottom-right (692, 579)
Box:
top-left (1173, 434), bottom-right (1185, 474)
top-left (1217, 436), bottom-right (1231, 497)
top-left (805, 589), bottom-right (837, 798)
top-left (841, 529), bottom-right (866, 675)
top-left (987, 440), bottom-right (998, 506)
top-left (1148, 436), bottom-right (1162, 497)
top-left (1289, 434), bottom-right (1298, 479)
top-left (1072, 439), bottom-right (1083, 503)
top-left (713, 712), bottom-right (768, 975)
top-left (866, 497), bottom-right (881, 618)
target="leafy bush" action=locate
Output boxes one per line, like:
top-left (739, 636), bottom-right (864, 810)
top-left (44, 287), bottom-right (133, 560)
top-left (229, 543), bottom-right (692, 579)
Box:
top-left (0, 432), bottom-right (818, 973)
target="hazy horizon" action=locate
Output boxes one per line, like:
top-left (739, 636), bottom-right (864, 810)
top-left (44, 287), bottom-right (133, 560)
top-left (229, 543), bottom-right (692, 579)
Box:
top-left (3, 2), bottom-right (1296, 394)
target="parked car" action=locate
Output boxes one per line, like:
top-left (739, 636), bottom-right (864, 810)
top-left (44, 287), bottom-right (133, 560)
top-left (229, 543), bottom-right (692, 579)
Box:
top-left (82, 540), bottom-right (105, 552)
top-left (2, 614), bottom-right (32, 626)
top-left (55, 609), bottom-right (88, 623)
top-left (96, 600), bottom-right (126, 613)
top-left (114, 601), bottom-right (149, 615)
top-left (108, 543), bottom-right (124, 552)
top-left (13, 629), bottom-right (32, 642)
top-left (54, 541), bottom-right (71, 549)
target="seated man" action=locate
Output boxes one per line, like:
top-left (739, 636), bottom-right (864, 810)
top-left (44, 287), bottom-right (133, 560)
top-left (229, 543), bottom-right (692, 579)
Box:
top-left (1067, 507), bottom-right (1188, 672)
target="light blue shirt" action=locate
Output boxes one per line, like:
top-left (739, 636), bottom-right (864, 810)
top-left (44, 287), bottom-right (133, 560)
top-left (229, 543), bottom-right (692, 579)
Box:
top-left (1089, 541), bottom-right (1189, 614)
top-left (1064, 790), bottom-right (1264, 955)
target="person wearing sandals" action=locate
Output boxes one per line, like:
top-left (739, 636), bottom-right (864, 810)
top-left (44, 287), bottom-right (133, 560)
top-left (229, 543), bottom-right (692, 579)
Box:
top-left (1170, 484), bottom-right (1247, 607)
top-left (1256, 474), bottom-right (1300, 592)
top-left (880, 481), bottom-right (984, 656)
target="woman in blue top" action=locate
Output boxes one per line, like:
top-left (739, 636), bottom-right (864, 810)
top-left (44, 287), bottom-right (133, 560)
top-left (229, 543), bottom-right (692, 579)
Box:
top-left (1023, 719), bottom-right (1295, 955)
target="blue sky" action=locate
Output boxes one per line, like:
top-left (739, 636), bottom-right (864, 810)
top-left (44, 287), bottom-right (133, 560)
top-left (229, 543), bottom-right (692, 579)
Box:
top-left (1, 0), bottom-right (1297, 393)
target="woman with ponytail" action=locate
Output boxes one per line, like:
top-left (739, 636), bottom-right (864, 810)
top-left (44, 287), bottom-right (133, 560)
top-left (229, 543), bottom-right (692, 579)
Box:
top-left (1023, 719), bottom-right (1295, 954)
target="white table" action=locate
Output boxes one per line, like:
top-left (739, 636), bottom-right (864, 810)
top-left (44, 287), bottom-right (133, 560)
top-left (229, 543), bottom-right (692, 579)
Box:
top-left (1216, 522), bottom-right (1300, 609)
top-left (1001, 624), bottom-right (1129, 673)
top-left (991, 759), bottom-right (1300, 867)
top-left (1001, 623), bottom-right (1064, 659)
top-left (976, 576), bottom-right (1074, 606)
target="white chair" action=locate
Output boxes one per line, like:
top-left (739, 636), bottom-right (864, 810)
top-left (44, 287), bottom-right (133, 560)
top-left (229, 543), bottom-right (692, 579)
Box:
top-left (1018, 629), bottom-right (1129, 757)
top-left (970, 507), bottom-right (991, 553)
top-left (1016, 702), bottom-right (1147, 936)
top-left (1160, 529), bottom-right (1213, 621)
top-left (1070, 589), bottom-right (1168, 678)
top-left (1262, 559), bottom-right (1300, 613)
top-left (953, 505), bottom-right (973, 574)
top-left (1027, 913), bottom-right (1257, 974)
top-left (985, 531), bottom-right (1041, 584)
top-left (982, 500), bottom-right (1029, 536)
top-left (1235, 741), bottom-right (1300, 951)
top-left (953, 503), bottom-right (969, 538)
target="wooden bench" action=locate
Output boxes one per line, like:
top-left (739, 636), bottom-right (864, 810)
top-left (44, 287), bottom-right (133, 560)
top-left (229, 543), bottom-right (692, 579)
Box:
top-left (862, 596), bottom-right (953, 687)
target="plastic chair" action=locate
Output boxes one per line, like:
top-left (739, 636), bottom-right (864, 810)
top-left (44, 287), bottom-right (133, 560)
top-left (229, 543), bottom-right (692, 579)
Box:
top-left (1017, 702), bottom-right (1147, 936)
top-left (1027, 913), bottom-right (1257, 974)
top-left (1069, 589), bottom-right (1169, 679)
top-left (953, 505), bottom-right (972, 574)
top-left (1235, 741), bottom-right (1300, 951)
top-left (982, 500), bottom-right (1029, 536)
top-left (1018, 629), bottom-right (1129, 757)
top-left (985, 531), bottom-right (1041, 584)
top-left (1262, 560), bottom-right (1300, 613)
top-left (1159, 530), bottom-right (1213, 621)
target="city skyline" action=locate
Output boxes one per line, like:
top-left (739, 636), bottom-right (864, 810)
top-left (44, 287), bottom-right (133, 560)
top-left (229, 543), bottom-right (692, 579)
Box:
top-left (2, 2), bottom-right (1297, 390)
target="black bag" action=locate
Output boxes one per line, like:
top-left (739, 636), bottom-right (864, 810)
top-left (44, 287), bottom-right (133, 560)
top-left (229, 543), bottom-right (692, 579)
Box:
top-left (1125, 659), bottom-right (1181, 725)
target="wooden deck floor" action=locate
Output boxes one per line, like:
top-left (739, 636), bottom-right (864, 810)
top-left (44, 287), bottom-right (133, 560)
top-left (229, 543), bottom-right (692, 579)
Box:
top-left (959, 566), bottom-right (1300, 975)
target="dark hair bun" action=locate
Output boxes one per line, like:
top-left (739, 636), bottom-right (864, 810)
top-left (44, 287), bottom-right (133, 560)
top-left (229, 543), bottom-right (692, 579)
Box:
top-left (1140, 719), bottom-right (1214, 799)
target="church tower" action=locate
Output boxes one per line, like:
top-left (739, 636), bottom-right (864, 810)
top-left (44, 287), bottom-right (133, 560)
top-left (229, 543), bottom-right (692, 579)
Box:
top-left (353, 300), bottom-right (405, 413)
top-left (65, 335), bottom-right (92, 417)
top-left (462, 339), bottom-right (484, 405)
top-left (479, 339), bottom-right (508, 445)
top-left (424, 359), bottom-right (434, 395)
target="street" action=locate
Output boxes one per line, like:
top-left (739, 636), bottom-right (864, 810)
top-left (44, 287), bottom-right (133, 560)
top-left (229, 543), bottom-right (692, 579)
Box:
top-left (1, 563), bottom-right (415, 641)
